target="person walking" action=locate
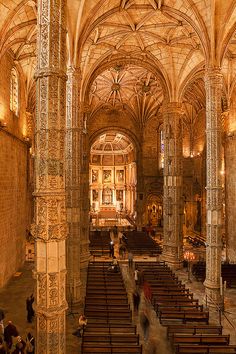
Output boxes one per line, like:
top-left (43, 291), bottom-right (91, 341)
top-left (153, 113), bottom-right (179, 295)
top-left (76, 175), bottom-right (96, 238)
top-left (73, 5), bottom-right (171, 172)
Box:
top-left (140, 311), bottom-right (150, 341)
top-left (132, 290), bottom-right (140, 312)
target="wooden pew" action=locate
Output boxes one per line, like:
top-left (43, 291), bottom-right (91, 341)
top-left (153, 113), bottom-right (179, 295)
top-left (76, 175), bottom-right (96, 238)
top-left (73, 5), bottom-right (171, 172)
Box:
top-left (175, 344), bottom-right (236, 353)
top-left (158, 309), bottom-right (209, 325)
top-left (155, 303), bottom-right (203, 314)
top-left (82, 344), bottom-right (142, 353)
top-left (82, 333), bottom-right (139, 345)
top-left (166, 324), bottom-right (222, 338)
top-left (171, 333), bottom-right (230, 346)
top-left (85, 324), bottom-right (137, 334)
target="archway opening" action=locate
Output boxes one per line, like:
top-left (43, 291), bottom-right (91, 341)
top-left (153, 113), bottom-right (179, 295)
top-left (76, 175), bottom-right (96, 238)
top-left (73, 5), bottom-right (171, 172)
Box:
top-left (89, 131), bottom-right (137, 227)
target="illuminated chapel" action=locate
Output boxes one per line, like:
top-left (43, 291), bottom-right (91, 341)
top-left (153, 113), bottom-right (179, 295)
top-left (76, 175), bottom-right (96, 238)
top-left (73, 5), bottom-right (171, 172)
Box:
top-left (1, 0), bottom-right (236, 353)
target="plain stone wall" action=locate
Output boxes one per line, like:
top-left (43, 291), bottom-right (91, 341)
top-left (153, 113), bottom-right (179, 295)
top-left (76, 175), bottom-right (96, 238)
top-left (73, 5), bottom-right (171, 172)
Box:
top-left (0, 52), bottom-right (30, 287)
top-left (0, 132), bottom-right (29, 287)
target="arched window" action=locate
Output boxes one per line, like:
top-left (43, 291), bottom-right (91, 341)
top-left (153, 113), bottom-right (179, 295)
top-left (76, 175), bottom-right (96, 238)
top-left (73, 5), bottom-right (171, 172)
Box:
top-left (10, 67), bottom-right (19, 115)
top-left (159, 128), bottom-right (164, 169)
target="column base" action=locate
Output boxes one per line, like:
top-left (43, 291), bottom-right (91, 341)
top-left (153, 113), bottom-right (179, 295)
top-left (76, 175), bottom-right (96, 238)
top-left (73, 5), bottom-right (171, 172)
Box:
top-left (204, 280), bottom-right (224, 309)
top-left (161, 254), bottom-right (183, 270)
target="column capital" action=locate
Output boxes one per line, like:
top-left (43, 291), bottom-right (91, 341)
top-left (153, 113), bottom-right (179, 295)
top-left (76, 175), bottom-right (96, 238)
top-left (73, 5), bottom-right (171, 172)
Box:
top-left (67, 66), bottom-right (81, 76)
top-left (162, 102), bottom-right (183, 115)
top-left (204, 67), bottom-right (223, 85)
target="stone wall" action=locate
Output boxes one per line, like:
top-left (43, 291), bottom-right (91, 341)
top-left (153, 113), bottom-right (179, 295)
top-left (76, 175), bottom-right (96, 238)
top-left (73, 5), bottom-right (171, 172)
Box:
top-left (0, 131), bottom-right (29, 287)
top-left (0, 52), bottom-right (30, 287)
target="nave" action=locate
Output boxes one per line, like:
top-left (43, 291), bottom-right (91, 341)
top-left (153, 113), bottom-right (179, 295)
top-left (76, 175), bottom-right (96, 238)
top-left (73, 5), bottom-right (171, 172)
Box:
top-left (1, 244), bottom-right (236, 354)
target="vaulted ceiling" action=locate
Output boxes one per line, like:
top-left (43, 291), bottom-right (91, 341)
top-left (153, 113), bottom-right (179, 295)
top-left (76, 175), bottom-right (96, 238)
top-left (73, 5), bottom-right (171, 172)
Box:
top-left (1, 0), bottom-right (236, 126)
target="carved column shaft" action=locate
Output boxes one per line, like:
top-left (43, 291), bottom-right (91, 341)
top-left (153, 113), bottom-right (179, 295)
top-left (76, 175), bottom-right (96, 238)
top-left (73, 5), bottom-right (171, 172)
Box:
top-left (34, 0), bottom-right (68, 352)
top-left (204, 69), bottom-right (223, 307)
top-left (162, 102), bottom-right (183, 267)
top-left (66, 67), bottom-right (82, 303)
top-left (79, 120), bottom-right (90, 267)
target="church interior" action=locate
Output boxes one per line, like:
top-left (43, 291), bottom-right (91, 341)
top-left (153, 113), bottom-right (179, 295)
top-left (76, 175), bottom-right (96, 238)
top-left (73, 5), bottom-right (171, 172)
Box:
top-left (1, 0), bottom-right (236, 353)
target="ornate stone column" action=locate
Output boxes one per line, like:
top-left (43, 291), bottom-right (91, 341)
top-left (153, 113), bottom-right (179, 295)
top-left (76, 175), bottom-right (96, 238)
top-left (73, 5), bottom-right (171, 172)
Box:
top-left (204, 68), bottom-right (223, 307)
top-left (162, 102), bottom-right (183, 267)
top-left (79, 118), bottom-right (90, 267)
top-left (66, 67), bottom-right (82, 304)
top-left (33, 0), bottom-right (68, 352)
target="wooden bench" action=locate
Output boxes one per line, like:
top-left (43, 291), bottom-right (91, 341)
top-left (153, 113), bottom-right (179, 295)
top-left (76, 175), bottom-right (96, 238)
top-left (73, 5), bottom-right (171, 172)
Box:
top-left (175, 344), bottom-right (236, 353)
top-left (85, 324), bottom-right (137, 334)
top-left (85, 298), bottom-right (128, 306)
top-left (159, 309), bottom-right (209, 324)
top-left (86, 294), bottom-right (127, 300)
top-left (82, 333), bottom-right (139, 344)
top-left (156, 303), bottom-right (203, 313)
top-left (81, 344), bottom-right (142, 353)
top-left (171, 333), bottom-right (230, 346)
top-left (85, 308), bottom-right (131, 318)
top-left (166, 324), bottom-right (222, 338)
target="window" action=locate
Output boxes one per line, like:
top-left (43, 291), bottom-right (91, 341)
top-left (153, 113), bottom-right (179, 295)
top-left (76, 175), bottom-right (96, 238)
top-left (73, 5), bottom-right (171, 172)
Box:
top-left (10, 67), bottom-right (19, 115)
top-left (159, 129), bottom-right (164, 169)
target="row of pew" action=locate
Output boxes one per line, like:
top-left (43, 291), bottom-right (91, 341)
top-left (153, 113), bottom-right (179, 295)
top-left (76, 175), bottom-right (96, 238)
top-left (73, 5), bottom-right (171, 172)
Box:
top-left (89, 230), bottom-right (111, 257)
top-left (192, 262), bottom-right (236, 288)
top-left (124, 231), bottom-right (162, 257)
top-left (136, 261), bottom-right (236, 354)
top-left (82, 261), bottom-right (142, 353)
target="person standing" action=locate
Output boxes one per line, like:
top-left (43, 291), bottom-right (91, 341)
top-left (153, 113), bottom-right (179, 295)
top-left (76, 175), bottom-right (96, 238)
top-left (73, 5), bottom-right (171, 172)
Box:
top-left (109, 241), bottom-right (114, 258)
top-left (26, 294), bottom-right (34, 323)
top-left (4, 321), bottom-right (18, 351)
top-left (12, 336), bottom-right (26, 354)
top-left (0, 337), bottom-right (6, 354)
top-left (134, 268), bottom-right (139, 287)
top-left (25, 332), bottom-right (35, 354)
top-left (0, 309), bottom-right (4, 335)
top-left (128, 252), bottom-right (133, 268)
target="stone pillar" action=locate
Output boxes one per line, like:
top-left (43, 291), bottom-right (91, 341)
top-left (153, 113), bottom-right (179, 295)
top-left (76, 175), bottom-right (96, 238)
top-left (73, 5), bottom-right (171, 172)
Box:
top-left (162, 102), bottom-right (183, 267)
top-left (225, 130), bottom-right (236, 262)
top-left (80, 121), bottom-right (90, 267)
top-left (66, 67), bottom-right (82, 304)
top-left (204, 68), bottom-right (223, 307)
top-left (33, 0), bottom-right (68, 352)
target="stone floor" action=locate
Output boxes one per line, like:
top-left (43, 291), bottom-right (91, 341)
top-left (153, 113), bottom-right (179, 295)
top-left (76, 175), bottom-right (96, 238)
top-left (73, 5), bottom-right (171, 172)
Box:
top-left (0, 259), bottom-right (236, 354)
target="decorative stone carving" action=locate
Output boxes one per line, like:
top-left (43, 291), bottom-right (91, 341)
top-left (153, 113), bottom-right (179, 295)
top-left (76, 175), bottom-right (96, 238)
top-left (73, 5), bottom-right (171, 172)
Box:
top-left (162, 102), bottom-right (183, 267)
top-left (66, 67), bottom-right (85, 304)
top-left (204, 68), bottom-right (223, 308)
top-left (33, 0), bottom-right (68, 352)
